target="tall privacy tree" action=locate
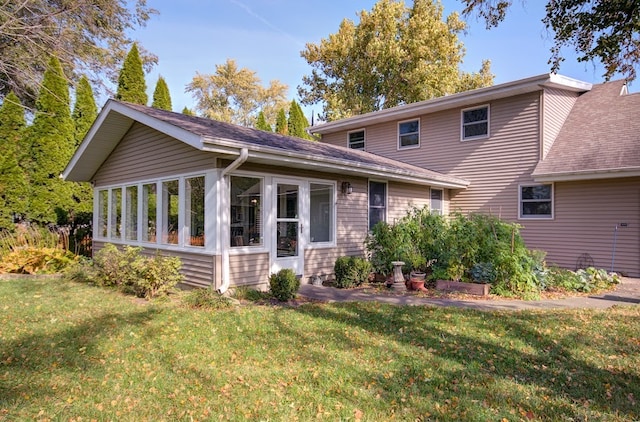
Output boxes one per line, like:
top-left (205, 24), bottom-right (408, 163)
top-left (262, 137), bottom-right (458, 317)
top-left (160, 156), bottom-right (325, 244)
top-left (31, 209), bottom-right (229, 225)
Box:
top-left (275, 109), bottom-right (288, 135)
top-left (186, 59), bottom-right (288, 127)
top-left (116, 43), bottom-right (148, 105)
top-left (299, 0), bottom-right (494, 121)
top-left (462, 0), bottom-right (640, 81)
top-left (0, 92), bottom-right (27, 229)
top-left (0, 0), bottom-right (156, 106)
top-left (287, 100), bottom-right (312, 140)
top-left (152, 76), bottom-right (173, 110)
top-left (255, 111), bottom-right (271, 131)
top-left (71, 76), bottom-right (98, 214)
top-left (26, 56), bottom-right (75, 224)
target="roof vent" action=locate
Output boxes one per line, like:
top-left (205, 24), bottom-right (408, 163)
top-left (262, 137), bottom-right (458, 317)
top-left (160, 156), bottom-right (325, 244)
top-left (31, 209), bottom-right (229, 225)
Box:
top-left (620, 82), bottom-right (628, 96)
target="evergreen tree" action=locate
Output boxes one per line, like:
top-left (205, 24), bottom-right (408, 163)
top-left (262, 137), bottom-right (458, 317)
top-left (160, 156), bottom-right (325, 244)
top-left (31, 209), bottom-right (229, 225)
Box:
top-left (254, 111), bottom-right (271, 131)
top-left (0, 92), bottom-right (27, 229)
top-left (287, 100), bottom-right (311, 140)
top-left (72, 76), bottom-right (97, 146)
top-left (151, 76), bottom-right (172, 110)
top-left (71, 75), bottom-right (97, 214)
top-left (182, 106), bottom-right (194, 115)
top-left (116, 43), bottom-right (148, 105)
top-left (26, 56), bottom-right (75, 224)
top-left (275, 108), bottom-right (288, 135)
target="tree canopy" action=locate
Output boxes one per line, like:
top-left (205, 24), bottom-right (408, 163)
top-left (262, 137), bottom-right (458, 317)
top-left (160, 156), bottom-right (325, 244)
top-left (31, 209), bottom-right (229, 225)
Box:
top-left (186, 59), bottom-right (289, 127)
top-left (0, 0), bottom-right (157, 107)
top-left (461, 0), bottom-right (640, 81)
top-left (298, 0), bottom-right (494, 121)
top-left (152, 76), bottom-right (173, 111)
top-left (116, 43), bottom-right (148, 105)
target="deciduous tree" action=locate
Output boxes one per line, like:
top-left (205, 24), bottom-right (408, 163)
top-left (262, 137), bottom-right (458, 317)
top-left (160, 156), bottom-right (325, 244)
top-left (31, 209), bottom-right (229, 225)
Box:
top-left (116, 43), bottom-right (148, 105)
top-left (186, 59), bottom-right (288, 127)
top-left (461, 0), bottom-right (640, 81)
top-left (152, 76), bottom-right (172, 111)
top-left (0, 0), bottom-right (157, 106)
top-left (299, 0), bottom-right (493, 121)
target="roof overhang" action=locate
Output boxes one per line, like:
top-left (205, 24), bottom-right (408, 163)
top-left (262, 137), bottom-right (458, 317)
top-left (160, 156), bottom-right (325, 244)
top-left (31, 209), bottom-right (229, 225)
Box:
top-left (533, 167), bottom-right (640, 182)
top-left (310, 73), bottom-right (593, 135)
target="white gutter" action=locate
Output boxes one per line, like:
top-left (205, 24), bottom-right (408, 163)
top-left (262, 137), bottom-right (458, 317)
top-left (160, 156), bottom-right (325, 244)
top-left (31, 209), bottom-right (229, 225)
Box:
top-left (217, 148), bottom-right (249, 294)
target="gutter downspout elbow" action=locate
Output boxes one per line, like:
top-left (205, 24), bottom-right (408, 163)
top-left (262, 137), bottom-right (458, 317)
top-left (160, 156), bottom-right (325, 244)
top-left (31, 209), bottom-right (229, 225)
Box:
top-left (218, 148), bottom-right (249, 295)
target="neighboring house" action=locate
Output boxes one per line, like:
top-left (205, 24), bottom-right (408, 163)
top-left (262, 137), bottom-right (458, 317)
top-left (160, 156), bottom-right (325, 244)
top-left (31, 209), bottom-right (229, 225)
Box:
top-left (63, 100), bottom-right (468, 291)
top-left (310, 74), bottom-right (640, 277)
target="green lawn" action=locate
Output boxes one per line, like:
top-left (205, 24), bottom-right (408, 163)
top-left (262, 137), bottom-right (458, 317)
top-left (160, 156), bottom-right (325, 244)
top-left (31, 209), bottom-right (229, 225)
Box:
top-left (1, 277), bottom-right (639, 421)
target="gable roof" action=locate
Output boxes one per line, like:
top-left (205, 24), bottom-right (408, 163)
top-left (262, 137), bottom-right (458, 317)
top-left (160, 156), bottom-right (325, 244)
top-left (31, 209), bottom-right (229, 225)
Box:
top-left (533, 80), bottom-right (640, 181)
top-left (309, 73), bottom-right (592, 135)
top-left (63, 100), bottom-right (469, 189)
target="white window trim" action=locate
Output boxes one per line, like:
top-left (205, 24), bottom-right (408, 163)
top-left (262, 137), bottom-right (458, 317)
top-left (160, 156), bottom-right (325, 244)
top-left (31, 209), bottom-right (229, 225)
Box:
top-left (397, 118), bottom-right (420, 150)
top-left (461, 104), bottom-right (490, 141)
top-left (228, 172), bottom-right (268, 254)
top-left (518, 183), bottom-right (554, 220)
top-left (307, 179), bottom-right (337, 249)
top-left (347, 128), bottom-right (366, 151)
top-left (368, 179), bottom-right (388, 231)
top-left (92, 170), bottom-right (210, 253)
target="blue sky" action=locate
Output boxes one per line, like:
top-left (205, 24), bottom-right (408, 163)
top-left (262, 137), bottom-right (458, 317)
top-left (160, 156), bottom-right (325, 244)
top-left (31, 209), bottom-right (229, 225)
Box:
top-left (130, 0), bottom-right (623, 114)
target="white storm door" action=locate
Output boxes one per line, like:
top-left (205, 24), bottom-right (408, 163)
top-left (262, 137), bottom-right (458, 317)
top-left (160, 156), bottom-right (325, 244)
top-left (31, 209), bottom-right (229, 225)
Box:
top-left (271, 179), bottom-right (305, 276)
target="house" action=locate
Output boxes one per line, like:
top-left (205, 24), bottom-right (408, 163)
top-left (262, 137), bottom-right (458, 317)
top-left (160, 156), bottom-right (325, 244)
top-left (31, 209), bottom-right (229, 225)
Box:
top-left (63, 100), bottom-right (468, 291)
top-left (310, 73), bottom-right (640, 277)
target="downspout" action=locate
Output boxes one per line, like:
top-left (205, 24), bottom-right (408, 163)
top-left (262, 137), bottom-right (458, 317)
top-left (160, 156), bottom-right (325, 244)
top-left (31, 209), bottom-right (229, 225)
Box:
top-left (218, 148), bottom-right (249, 294)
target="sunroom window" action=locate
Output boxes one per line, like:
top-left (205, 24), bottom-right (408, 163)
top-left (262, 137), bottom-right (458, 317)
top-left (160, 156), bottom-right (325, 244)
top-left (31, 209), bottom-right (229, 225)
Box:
top-left (186, 176), bottom-right (205, 247)
top-left (110, 188), bottom-right (122, 239)
top-left (230, 176), bottom-right (262, 247)
top-left (162, 180), bottom-right (179, 244)
top-left (142, 183), bottom-right (157, 242)
top-left (310, 183), bottom-right (334, 243)
top-left (97, 190), bottom-right (108, 238)
top-left (125, 185), bottom-right (138, 241)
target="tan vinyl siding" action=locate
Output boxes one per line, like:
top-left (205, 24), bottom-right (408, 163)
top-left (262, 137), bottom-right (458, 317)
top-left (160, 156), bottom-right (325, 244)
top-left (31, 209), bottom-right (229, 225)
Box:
top-left (229, 252), bottom-right (269, 288)
top-left (93, 122), bottom-right (217, 186)
top-left (92, 240), bottom-right (217, 288)
top-left (388, 181), bottom-right (429, 222)
top-left (521, 177), bottom-right (640, 277)
top-left (542, 88), bottom-right (579, 159)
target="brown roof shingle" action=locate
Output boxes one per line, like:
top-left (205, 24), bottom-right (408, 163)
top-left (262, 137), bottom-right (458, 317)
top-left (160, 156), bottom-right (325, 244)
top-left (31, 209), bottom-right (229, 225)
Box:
top-left (533, 80), bottom-right (640, 179)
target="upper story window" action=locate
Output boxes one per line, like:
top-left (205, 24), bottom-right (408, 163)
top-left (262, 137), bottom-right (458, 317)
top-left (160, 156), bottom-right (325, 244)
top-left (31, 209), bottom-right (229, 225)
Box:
top-left (369, 181), bottom-right (387, 230)
top-left (520, 184), bottom-right (553, 219)
top-left (398, 119), bottom-right (420, 149)
top-left (348, 130), bottom-right (365, 150)
top-left (461, 105), bottom-right (489, 140)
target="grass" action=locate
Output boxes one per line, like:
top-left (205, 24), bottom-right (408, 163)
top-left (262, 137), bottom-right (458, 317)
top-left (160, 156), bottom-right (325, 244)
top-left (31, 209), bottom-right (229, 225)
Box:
top-left (1, 277), bottom-right (639, 421)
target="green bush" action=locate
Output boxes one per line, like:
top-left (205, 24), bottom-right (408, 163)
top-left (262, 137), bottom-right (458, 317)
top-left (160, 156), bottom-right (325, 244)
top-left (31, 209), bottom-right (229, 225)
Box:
top-left (333, 256), bottom-right (372, 288)
top-left (92, 244), bottom-right (183, 299)
top-left (269, 268), bottom-right (300, 301)
top-left (131, 251), bottom-right (183, 299)
top-left (183, 288), bottom-right (233, 309)
top-left (232, 286), bottom-right (271, 301)
top-left (546, 266), bottom-right (619, 293)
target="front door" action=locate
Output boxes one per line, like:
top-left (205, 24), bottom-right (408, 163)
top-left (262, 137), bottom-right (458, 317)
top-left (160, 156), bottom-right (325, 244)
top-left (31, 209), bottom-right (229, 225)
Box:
top-left (272, 179), bottom-right (305, 276)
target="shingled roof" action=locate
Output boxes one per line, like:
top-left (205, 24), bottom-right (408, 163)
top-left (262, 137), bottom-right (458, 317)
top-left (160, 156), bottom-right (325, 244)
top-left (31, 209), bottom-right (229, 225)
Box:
top-left (64, 100), bottom-right (469, 189)
top-left (533, 80), bottom-right (640, 181)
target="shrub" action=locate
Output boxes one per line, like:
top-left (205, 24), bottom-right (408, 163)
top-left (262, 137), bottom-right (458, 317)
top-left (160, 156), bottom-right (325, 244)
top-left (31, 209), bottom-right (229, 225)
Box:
top-left (93, 244), bottom-right (140, 287)
top-left (546, 266), bottom-right (619, 293)
top-left (64, 257), bottom-right (96, 284)
top-left (131, 251), bottom-right (183, 299)
top-left (232, 286), bottom-right (271, 301)
top-left (92, 244), bottom-right (184, 299)
top-left (0, 226), bottom-right (78, 274)
top-left (333, 256), bottom-right (372, 288)
top-left (183, 288), bottom-right (233, 309)
top-left (269, 268), bottom-right (300, 301)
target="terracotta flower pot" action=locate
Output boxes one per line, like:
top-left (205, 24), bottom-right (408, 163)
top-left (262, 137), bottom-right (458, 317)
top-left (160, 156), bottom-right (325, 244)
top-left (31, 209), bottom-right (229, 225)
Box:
top-left (409, 271), bottom-right (428, 292)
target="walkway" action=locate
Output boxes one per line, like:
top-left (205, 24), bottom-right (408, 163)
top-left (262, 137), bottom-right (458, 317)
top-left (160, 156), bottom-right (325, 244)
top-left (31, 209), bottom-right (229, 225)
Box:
top-left (298, 277), bottom-right (640, 311)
